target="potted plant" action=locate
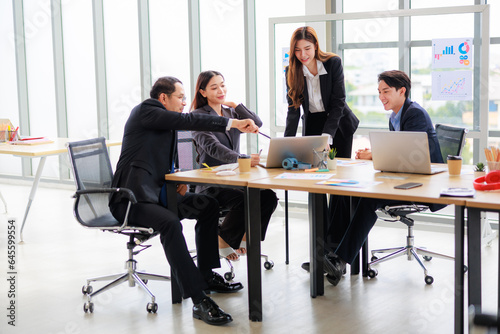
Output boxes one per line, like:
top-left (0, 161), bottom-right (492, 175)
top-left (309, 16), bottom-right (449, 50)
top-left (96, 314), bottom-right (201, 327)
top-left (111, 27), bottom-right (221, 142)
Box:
top-left (474, 162), bottom-right (486, 177)
top-left (327, 147), bottom-right (337, 170)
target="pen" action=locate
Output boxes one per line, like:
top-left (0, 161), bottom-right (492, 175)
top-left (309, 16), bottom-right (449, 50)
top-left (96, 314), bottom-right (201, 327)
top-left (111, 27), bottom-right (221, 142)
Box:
top-left (10, 127), bottom-right (19, 141)
top-left (258, 131), bottom-right (271, 139)
top-left (258, 149), bottom-right (262, 156)
top-left (202, 163), bottom-right (213, 170)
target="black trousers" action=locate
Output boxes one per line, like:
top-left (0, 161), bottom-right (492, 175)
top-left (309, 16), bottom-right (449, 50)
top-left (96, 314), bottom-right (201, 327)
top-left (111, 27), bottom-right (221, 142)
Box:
top-left (110, 192), bottom-right (220, 300)
top-left (302, 111), bottom-right (353, 159)
top-left (201, 187), bottom-right (279, 250)
top-left (333, 197), bottom-right (447, 265)
top-left (304, 112), bottom-right (355, 254)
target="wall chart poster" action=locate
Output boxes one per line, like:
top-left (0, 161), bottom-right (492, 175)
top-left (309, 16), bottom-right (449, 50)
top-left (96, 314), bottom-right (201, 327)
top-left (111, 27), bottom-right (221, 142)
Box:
top-left (431, 70), bottom-right (473, 101)
top-left (432, 38), bottom-right (473, 69)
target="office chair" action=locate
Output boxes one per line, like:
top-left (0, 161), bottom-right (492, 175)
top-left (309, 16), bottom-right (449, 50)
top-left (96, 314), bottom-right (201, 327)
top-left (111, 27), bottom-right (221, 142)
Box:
top-left (367, 124), bottom-right (468, 284)
top-left (179, 131), bottom-right (274, 280)
top-left (67, 137), bottom-right (170, 314)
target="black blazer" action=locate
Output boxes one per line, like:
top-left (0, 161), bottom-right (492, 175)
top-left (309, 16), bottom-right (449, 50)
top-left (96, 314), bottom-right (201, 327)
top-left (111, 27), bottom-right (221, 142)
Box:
top-left (284, 56), bottom-right (359, 140)
top-left (110, 98), bottom-right (229, 205)
top-left (192, 103), bottom-right (262, 167)
top-left (192, 103), bottom-right (262, 193)
top-left (389, 98), bottom-right (443, 164)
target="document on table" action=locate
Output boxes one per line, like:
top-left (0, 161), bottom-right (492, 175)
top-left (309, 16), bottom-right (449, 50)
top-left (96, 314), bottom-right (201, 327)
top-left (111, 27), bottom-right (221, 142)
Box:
top-left (317, 179), bottom-right (382, 188)
top-left (336, 160), bottom-right (368, 167)
top-left (275, 173), bottom-right (334, 180)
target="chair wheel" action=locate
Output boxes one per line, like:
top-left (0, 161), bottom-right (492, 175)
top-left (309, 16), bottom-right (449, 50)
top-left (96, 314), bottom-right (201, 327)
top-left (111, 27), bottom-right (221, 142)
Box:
top-left (264, 260), bottom-right (274, 270)
top-left (146, 302), bottom-right (158, 313)
top-left (371, 256), bottom-right (378, 262)
top-left (82, 285), bottom-right (93, 295)
top-left (423, 256), bottom-right (432, 261)
top-left (425, 275), bottom-right (434, 285)
top-left (224, 272), bottom-right (235, 281)
top-left (367, 268), bottom-right (378, 278)
top-left (83, 302), bottom-right (94, 313)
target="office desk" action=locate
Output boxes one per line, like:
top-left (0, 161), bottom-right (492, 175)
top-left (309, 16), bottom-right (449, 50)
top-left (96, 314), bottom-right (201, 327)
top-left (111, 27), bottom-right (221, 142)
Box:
top-left (0, 138), bottom-right (121, 241)
top-left (248, 162), bottom-right (473, 333)
top-left (465, 190), bottom-right (500, 328)
top-left (167, 161), bottom-right (474, 329)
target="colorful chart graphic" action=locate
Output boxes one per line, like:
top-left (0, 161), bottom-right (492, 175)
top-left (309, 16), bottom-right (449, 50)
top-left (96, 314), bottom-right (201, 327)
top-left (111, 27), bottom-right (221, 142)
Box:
top-left (432, 38), bottom-right (472, 69)
top-left (431, 71), bottom-right (472, 101)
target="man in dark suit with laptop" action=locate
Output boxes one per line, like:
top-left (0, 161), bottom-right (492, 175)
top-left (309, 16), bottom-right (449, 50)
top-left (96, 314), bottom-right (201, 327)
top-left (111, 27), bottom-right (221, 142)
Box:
top-left (323, 70), bottom-right (445, 286)
top-left (109, 76), bottom-right (259, 325)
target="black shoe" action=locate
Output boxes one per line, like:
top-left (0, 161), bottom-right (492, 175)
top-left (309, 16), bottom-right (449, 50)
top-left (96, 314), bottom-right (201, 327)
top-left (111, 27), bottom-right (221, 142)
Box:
top-left (301, 260), bottom-right (346, 275)
top-left (193, 297), bottom-right (233, 326)
top-left (205, 272), bottom-right (243, 294)
top-left (301, 262), bottom-right (327, 274)
top-left (323, 253), bottom-right (346, 285)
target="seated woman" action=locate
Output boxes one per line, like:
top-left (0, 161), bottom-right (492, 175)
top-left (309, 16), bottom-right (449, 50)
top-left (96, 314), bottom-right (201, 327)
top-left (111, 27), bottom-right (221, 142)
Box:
top-left (191, 70), bottom-right (278, 261)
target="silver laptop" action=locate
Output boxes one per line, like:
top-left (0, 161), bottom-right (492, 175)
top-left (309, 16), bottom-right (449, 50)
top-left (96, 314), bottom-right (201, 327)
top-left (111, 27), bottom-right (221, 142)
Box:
top-left (260, 135), bottom-right (329, 168)
top-left (369, 131), bottom-right (446, 175)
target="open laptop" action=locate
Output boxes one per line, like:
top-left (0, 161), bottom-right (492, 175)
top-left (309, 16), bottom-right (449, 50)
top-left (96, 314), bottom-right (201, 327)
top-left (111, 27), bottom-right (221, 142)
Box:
top-left (369, 131), bottom-right (446, 175)
top-left (259, 135), bottom-right (329, 168)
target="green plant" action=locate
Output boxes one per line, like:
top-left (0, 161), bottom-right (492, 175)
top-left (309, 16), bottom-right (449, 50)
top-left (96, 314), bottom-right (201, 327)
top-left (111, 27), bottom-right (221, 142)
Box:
top-left (474, 162), bottom-right (486, 172)
top-left (328, 147), bottom-right (337, 160)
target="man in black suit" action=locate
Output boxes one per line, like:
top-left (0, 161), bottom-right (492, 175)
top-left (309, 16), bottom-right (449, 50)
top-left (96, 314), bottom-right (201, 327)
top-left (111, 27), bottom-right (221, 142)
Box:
top-left (109, 76), bottom-right (259, 326)
top-left (320, 70), bottom-right (445, 286)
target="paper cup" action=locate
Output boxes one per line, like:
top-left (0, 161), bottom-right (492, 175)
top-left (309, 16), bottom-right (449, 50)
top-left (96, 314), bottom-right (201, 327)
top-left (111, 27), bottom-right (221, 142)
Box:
top-left (238, 156), bottom-right (251, 173)
top-left (447, 155), bottom-right (462, 176)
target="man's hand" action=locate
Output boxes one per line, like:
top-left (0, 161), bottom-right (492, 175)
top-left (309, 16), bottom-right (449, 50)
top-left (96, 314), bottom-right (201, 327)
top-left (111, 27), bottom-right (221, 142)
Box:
top-left (355, 148), bottom-right (372, 160)
top-left (232, 119), bottom-right (259, 133)
top-left (176, 184), bottom-right (188, 196)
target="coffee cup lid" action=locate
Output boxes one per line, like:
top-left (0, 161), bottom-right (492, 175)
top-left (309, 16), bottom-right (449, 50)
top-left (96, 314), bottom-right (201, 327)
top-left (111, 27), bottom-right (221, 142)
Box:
top-left (238, 154), bottom-right (251, 159)
top-left (447, 155), bottom-right (462, 160)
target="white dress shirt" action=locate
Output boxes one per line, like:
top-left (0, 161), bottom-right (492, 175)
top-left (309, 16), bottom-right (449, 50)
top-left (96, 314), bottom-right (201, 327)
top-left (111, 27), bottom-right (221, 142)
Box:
top-left (303, 60), bottom-right (328, 113)
top-left (303, 60), bottom-right (332, 144)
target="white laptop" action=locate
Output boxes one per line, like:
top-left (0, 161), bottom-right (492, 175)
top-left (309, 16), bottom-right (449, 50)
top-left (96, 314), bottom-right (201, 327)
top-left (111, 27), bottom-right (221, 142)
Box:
top-left (259, 135), bottom-right (329, 168)
top-left (369, 131), bottom-right (446, 175)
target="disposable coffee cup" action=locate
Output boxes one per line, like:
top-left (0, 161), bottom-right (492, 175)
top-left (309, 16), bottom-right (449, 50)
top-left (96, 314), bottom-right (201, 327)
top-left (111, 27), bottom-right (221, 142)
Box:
top-left (238, 154), bottom-right (251, 173)
top-left (447, 155), bottom-right (462, 176)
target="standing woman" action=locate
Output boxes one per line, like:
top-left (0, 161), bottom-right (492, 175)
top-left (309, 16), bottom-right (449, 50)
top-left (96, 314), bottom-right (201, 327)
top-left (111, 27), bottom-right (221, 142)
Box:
top-left (191, 70), bottom-right (278, 262)
top-left (285, 26), bottom-right (358, 157)
top-left (286, 26), bottom-right (359, 276)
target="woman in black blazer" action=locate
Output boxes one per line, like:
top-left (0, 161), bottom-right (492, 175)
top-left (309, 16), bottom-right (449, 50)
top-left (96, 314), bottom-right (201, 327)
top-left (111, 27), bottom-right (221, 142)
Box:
top-left (286, 26), bottom-right (359, 271)
top-left (285, 26), bottom-right (358, 158)
top-left (191, 70), bottom-right (278, 262)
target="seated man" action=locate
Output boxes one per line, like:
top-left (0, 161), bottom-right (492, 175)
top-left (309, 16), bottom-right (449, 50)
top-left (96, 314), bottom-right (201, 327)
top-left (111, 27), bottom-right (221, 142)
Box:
top-left (109, 76), bottom-right (259, 326)
top-left (323, 70), bottom-right (445, 286)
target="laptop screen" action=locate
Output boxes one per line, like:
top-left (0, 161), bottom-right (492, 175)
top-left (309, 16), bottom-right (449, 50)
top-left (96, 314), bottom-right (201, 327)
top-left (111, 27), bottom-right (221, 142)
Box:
top-left (369, 131), bottom-right (438, 174)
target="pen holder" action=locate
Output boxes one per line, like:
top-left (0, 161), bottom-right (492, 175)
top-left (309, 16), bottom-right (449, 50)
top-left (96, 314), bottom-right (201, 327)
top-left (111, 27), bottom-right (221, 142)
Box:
top-left (487, 161), bottom-right (500, 172)
top-left (1, 130), bottom-right (17, 142)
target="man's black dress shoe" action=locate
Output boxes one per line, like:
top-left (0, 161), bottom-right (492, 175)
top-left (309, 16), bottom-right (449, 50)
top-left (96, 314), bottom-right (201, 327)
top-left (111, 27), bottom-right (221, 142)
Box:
top-left (301, 260), bottom-right (346, 275)
top-left (301, 262), bottom-right (327, 274)
top-left (205, 272), bottom-right (243, 294)
top-left (193, 297), bottom-right (233, 326)
top-left (324, 253), bottom-right (346, 286)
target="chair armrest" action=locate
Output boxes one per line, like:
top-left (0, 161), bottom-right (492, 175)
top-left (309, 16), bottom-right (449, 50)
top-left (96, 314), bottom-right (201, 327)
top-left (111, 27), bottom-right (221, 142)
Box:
top-left (74, 187), bottom-right (137, 204)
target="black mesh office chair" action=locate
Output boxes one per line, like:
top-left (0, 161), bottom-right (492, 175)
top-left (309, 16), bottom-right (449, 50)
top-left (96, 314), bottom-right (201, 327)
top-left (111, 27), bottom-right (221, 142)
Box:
top-left (367, 124), bottom-right (468, 284)
top-left (67, 137), bottom-right (170, 314)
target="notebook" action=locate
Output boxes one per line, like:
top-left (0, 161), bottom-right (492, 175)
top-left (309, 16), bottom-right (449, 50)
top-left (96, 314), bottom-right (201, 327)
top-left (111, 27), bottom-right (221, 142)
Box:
top-left (259, 135), bottom-right (329, 168)
top-left (369, 131), bottom-right (446, 175)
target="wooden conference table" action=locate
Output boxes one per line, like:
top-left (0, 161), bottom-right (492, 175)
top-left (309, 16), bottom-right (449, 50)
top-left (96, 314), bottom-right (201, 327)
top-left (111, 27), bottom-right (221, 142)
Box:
top-left (165, 160), bottom-right (478, 333)
top-left (465, 190), bottom-right (500, 330)
top-left (0, 138), bottom-right (121, 241)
